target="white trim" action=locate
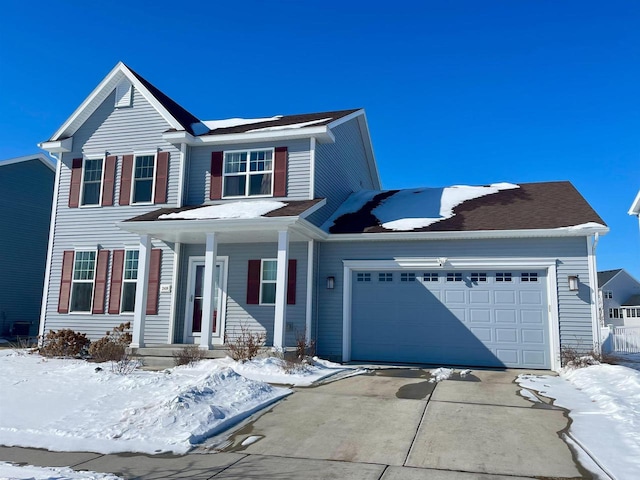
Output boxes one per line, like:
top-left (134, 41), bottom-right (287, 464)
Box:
top-left (309, 137), bottom-right (316, 199)
top-left (341, 257), bottom-right (562, 371)
top-left (177, 143), bottom-right (188, 208)
top-left (305, 240), bottom-right (314, 343)
top-left (38, 153), bottom-right (62, 341)
top-left (629, 190), bottom-right (640, 215)
top-left (588, 235), bottom-right (602, 347)
top-left (119, 249), bottom-right (139, 314)
top-left (273, 230), bottom-right (290, 349)
top-left (200, 233), bottom-right (219, 349)
top-left (78, 155), bottom-right (105, 208)
top-left (38, 138), bottom-right (73, 153)
top-left (131, 234), bottom-right (151, 348)
top-left (130, 152), bottom-right (158, 205)
top-left (0, 153), bottom-right (56, 172)
top-left (259, 258), bottom-right (278, 305)
top-left (68, 249), bottom-right (98, 315)
top-left (167, 242), bottom-right (181, 344)
top-left (221, 147), bottom-right (275, 199)
top-left (162, 125), bottom-right (336, 146)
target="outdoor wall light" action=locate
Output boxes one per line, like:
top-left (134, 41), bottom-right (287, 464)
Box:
top-left (437, 257), bottom-right (448, 267)
top-left (326, 276), bottom-right (335, 289)
top-left (568, 275), bottom-right (579, 291)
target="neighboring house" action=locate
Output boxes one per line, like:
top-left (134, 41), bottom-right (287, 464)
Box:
top-left (598, 269), bottom-right (640, 328)
top-left (630, 189), bottom-right (640, 237)
top-left (38, 62), bottom-right (608, 371)
top-left (0, 154), bottom-right (55, 338)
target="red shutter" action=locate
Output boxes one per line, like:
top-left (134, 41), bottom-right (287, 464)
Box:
top-left (92, 250), bottom-right (110, 314)
top-left (274, 146), bottom-right (287, 197)
top-left (154, 151), bottom-right (169, 204)
top-left (146, 249), bottom-right (162, 315)
top-left (287, 259), bottom-right (297, 305)
top-left (58, 251), bottom-right (74, 313)
top-left (210, 151), bottom-right (223, 200)
top-left (102, 155), bottom-right (117, 206)
top-left (69, 158), bottom-right (83, 208)
top-left (247, 259), bottom-right (261, 305)
top-left (119, 154), bottom-right (134, 205)
top-left (109, 250), bottom-right (125, 314)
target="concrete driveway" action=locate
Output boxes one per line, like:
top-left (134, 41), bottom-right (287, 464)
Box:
top-left (0, 368), bottom-right (590, 479)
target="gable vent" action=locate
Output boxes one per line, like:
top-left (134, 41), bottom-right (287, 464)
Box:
top-left (114, 80), bottom-right (133, 108)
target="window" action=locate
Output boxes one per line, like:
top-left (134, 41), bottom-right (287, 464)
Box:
top-left (496, 272), bottom-right (512, 282)
top-left (379, 272), bottom-right (393, 282)
top-left (132, 155), bottom-right (156, 203)
top-left (471, 272), bottom-right (487, 282)
top-left (603, 291), bottom-right (613, 299)
top-left (81, 158), bottom-right (104, 206)
top-left (223, 149), bottom-right (273, 197)
top-left (120, 250), bottom-right (139, 313)
top-left (626, 308), bottom-right (640, 318)
top-left (401, 272), bottom-right (416, 282)
top-left (446, 273), bottom-right (462, 282)
top-left (423, 273), bottom-right (438, 282)
top-left (356, 272), bottom-right (371, 282)
top-left (70, 251), bottom-right (96, 312)
top-left (260, 259), bottom-right (277, 304)
top-left (521, 272), bottom-right (538, 282)
top-left (609, 308), bottom-right (621, 319)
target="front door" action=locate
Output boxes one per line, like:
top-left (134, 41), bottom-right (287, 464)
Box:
top-left (185, 258), bottom-right (227, 344)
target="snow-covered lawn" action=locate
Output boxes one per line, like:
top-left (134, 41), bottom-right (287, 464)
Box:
top-left (518, 363), bottom-right (640, 479)
top-left (0, 462), bottom-right (122, 480)
top-left (0, 350), bottom-right (354, 456)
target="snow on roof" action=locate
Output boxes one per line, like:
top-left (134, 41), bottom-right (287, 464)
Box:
top-left (246, 118), bottom-right (332, 133)
top-left (158, 200), bottom-right (287, 220)
top-left (201, 116), bottom-right (284, 131)
top-left (323, 183), bottom-right (520, 232)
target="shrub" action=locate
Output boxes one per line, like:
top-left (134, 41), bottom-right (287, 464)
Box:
top-left (88, 322), bottom-right (132, 363)
top-left (39, 329), bottom-right (91, 358)
top-left (173, 345), bottom-right (205, 366)
top-left (295, 330), bottom-right (316, 361)
top-left (560, 343), bottom-right (614, 368)
top-left (224, 324), bottom-right (266, 362)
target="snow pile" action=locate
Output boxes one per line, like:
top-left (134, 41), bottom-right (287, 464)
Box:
top-left (0, 351), bottom-right (289, 454)
top-left (429, 367), bottom-right (455, 382)
top-left (518, 364), bottom-right (640, 479)
top-left (247, 118), bottom-right (331, 132)
top-left (159, 200), bottom-right (286, 220)
top-left (323, 183), bottom-right (520, 232)
top-left (0, 462), bottom-right (122, 480)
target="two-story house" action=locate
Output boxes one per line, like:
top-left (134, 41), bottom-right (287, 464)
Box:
top-left (598, 269), bottom-right (640, 328)
top-left (38, 62), bottom-right (607, 371)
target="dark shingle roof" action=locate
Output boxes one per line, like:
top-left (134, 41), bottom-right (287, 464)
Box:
top-left (622, 294), bottom-right (640, 306)
top-left (598, 269), bottom-right (623, 288)
top-left (125, 199), bottom-right (324, 222)
top-left (327, 181), bottom-right (606, 234)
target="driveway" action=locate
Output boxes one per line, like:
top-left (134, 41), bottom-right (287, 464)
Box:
top-left (0, 368), bottom-right (590, 479)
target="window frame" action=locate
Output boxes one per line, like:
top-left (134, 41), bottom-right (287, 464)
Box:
top-left (259, 258), bottom-right (278, 305)
top-left (69, 250), bottom-right (97, 314)
top-left (120, 249), bottom-right (139, 314)
top-left (79, 156), bottom-right (105, 207)
top-left (222, 148), bottom-right (275, 199)
top-left (130, 152), bottom-right (157, 205)
top-left (603, 290), bottom-right (613, 299)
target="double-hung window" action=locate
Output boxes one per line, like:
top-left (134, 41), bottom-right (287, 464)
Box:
top-left (223, 149), bottom-right (273, 197)
top-left (70, 251), bottom-right (96, 312)
top-left (81, 158), bottom-right (104, 206)
top-left (260, 259), bottom-right (277, 305)
top-left (132, 154), bottom-right (156, 204)
top-left (121, 250), bottom-right (139, 313)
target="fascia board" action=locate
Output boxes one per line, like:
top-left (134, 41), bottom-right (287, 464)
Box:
top-left (629, 190), bottom-right (640, 215)
top-left (38, 138), bottom-right (73, 154)
top-left (163, 126), bottom-right (335, 146)
top-left (325, 226), bottom-right (610, 242)
top-left (343, 257), bottom-right (559, 270)
top-left (117, 216), bottom-right (299, 235)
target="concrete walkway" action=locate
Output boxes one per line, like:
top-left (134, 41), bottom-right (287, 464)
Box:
top-left (0, 368), bottom-right (591, 479)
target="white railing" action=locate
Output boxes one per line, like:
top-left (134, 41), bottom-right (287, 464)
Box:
top-left (612, 326), bottom-right (640, 353)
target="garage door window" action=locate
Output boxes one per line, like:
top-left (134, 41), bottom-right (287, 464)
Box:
top-left (447, 273), bottom-right (462, 282)
top-left (496, 272), bottom-right (512, 282)
top-left (471, 272), bottom-right (487, 282)
top-left (378, 273), bottom-right (393, 282)
top-left (357, 273), bottom-right (371, 282)
top-left (521, 272), bottom-right (538, 282)
top-left (400, 273), bottom-right (416, 282)
top-left (423, 273), bottom-right (438, 282)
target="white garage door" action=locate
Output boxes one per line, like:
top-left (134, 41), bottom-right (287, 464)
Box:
top-left (351, 270), bottom-right (550, 369)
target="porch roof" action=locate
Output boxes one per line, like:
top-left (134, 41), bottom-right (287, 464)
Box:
top-left (622, 294), bottom-right (640, 307)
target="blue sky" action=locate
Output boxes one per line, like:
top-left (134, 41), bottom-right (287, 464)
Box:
top-left (1, 1), bottom-right (639, 277)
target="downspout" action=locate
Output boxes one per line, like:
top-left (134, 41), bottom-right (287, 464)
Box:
top-left (38, 152), bottom-right (62, 343)
top-left (587, 233), bottom-right (601, 351)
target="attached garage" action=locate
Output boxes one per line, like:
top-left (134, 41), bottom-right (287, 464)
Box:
top-left (349, 267), bottom-right (551, 369)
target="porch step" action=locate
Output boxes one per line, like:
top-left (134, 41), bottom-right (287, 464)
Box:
top-left (127, 345), bottom-right (235, 370)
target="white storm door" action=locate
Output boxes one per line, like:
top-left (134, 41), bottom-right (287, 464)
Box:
top-left (184, 258), bottom-right (227, 344)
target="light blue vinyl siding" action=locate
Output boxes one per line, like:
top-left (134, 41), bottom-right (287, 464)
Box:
top-left (175, 242), bottom-right (309, 346)
top-left (186, 139), bottom-right (311, 205)
top-left (307, 117), bottom-right (378, 227)
top-left (41, 88), bottom-right (180, 344)
top-left (0, 160), bottom-right (54, 337)
top-left (316, 237), bottom-right (594, 361)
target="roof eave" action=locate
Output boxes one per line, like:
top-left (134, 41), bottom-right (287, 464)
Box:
top-left (629, 190), bottom-right (640, 215)
top-left (162, 126), bottom-right (335, 146)
top-left (38, 137), bottom-right (73, 154)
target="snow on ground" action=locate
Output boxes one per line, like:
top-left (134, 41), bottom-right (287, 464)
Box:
top-left (0, 351), bottom-right (290, 455)
top-left (518, 364), bottom-right (640, 479)
top-left (0, 462), bottom-right (122, 480)
top-left (158, 200), bottom-right (286, 220)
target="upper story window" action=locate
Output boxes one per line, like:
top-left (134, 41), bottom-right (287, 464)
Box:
top-left (603, 290), bottom-right (613, 299)
top-left (81, 158), bottom-right (104, 206)
top-left (223, 149), bottom-right (273, 198)
top-left (70, 251), bottom-right (96, 313)
top-left (132, 155), bottom-right (156, 204)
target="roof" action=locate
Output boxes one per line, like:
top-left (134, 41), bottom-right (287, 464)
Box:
top-left (598, 269), bottom-right (623, 288)
top-left (622, 294), bottom-right (640, 307)
top-left (0, 153), bottom-right (55, 172)
top-left (325, 181), bottom-right (607, 234)
top-left (125, 199), bottom-right (325, 223)
top-left (629, 190), bottom-right (640, 215)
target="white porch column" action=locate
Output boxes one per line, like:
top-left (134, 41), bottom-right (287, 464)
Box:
top-left (200, 232), bottom-right (218, 350)
top-left (273, 230), bottom-right (290, 350)
top-left (131, 234), bottom-right (152, 348)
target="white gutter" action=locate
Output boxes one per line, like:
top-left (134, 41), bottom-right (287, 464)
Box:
top-left (587, 233), bottom-right (602, 349)
top-left (162, 126), bottom-right (335, 146)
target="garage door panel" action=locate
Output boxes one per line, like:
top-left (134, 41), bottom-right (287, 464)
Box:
top-left (351, 269), bottom-right (550, 369)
